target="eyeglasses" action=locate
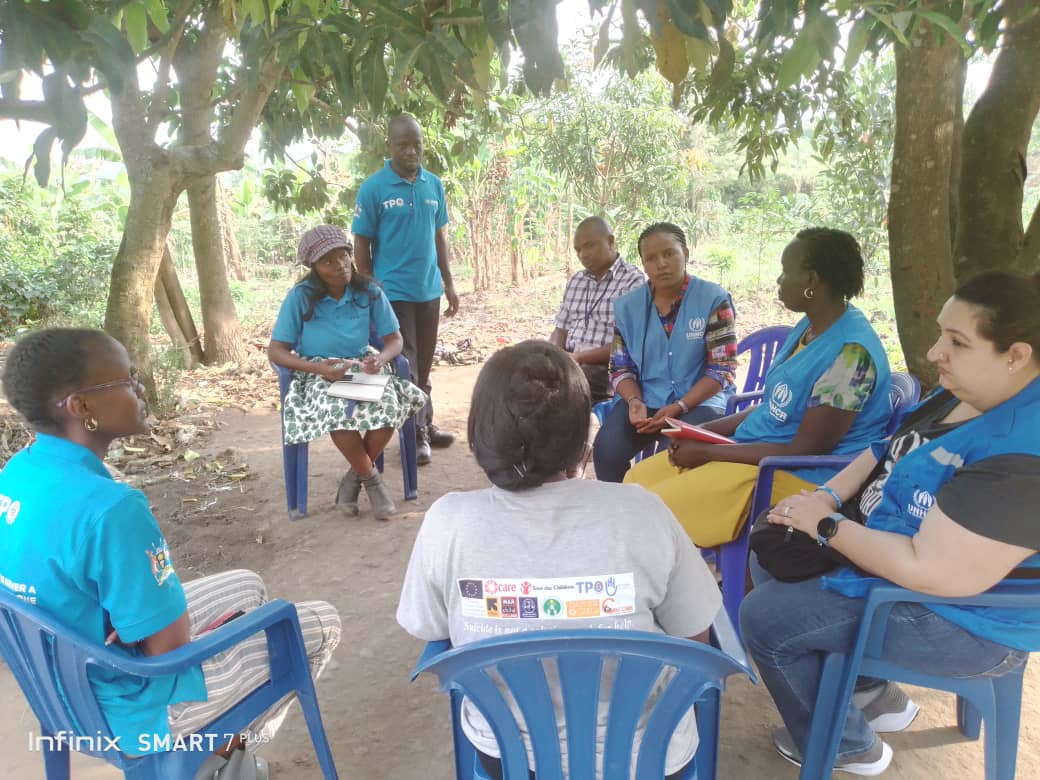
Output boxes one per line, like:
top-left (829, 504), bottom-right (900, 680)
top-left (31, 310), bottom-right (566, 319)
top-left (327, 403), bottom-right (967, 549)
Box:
top-left (55, 368), bottom-right (142, 408)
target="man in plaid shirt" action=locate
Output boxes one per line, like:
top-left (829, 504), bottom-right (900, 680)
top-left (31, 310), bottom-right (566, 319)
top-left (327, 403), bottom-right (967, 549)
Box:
top-left (549, 217), bottom-right (645, 401)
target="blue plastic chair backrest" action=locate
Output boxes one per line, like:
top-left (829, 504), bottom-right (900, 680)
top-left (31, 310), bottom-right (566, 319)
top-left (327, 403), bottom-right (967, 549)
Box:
top-left (885, 371), bottom-right (921, 436)
top-left (415, 629), bottom-right (750, 780)
top-left (737, 326), bottom-right (793, 395)
top-left (0, 589), bottom-right (125, 764)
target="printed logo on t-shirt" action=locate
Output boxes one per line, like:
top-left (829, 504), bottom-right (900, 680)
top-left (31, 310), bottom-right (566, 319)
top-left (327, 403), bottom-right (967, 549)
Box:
top-left (769, 383), bottom-right (793, 422)
top-left (146, 541), bottom-right (175, 586)
top-left (456, 574), bottom-right (636, 621)
top-left (0, 494), bottom-right (21, 525)
top-left (907, 489), bottom-right (935, 520)
top-left (685, 317), bottom-right (706, 341)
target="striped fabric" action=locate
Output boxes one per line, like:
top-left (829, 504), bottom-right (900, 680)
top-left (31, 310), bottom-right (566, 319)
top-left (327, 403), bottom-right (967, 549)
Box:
top-left (167, 569), bottom-right (341, 747)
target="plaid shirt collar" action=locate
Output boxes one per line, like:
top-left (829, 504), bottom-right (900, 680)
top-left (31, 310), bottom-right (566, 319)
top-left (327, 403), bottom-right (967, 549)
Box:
top-left (577, 253), bottom-right (624, 282)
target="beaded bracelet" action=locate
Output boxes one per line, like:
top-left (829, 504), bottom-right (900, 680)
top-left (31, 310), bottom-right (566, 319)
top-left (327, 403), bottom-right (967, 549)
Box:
top-left (814, 484), bottom-right (843, 510)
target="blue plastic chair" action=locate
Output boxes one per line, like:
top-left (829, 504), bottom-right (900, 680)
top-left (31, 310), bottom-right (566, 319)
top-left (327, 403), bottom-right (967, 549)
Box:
top-left (0, 588), bottom-right (339, 779)
top-left (591, 326), bottom-right (794, 462)
top-left (724, 326), bottom-right (794, 415)
top-left (799, 580), bottom-right (1038, 780)
top-left (714, 371), bottom-right (922, 634)
top-left (411, 609), bottom-right (754, 780)
top-left (273, 335), bottom-right (419, 519)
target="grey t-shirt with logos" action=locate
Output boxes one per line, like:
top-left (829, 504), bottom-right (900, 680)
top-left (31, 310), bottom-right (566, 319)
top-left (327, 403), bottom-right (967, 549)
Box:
top-left (397, 478), bottom-right (721, 775)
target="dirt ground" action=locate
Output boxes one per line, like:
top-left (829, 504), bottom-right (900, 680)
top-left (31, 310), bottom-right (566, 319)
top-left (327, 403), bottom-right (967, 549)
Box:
top-left (1, 314), bottom-right (1039, 778)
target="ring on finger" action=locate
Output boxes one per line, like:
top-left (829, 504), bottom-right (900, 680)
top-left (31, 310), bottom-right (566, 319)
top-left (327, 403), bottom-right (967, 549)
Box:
top-left (783, 506), bottom-right (791, 517)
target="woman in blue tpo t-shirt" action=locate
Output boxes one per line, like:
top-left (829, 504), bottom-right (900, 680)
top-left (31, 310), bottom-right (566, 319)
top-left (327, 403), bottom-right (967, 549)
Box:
top-left (0, 328), bottom-right (341, 779)
top-left (741, 270), bottom-right (1040, 776)
top-left (268, 224), bottom-right (427, 521)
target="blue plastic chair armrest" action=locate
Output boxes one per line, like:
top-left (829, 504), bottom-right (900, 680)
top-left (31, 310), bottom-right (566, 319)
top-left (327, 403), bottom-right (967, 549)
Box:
top-left (725, 390), bottom-right (763, 415)
top-left (411, 639), bottom-right (453, 682)
top-left (709, 607), bottom-right (756, 682)
top-left (90, 600), bottom-right (303, 677)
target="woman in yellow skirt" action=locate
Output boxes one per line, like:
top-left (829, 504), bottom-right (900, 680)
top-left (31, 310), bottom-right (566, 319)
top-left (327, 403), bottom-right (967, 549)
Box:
top-left (626, 228), bottom-right (892, 547)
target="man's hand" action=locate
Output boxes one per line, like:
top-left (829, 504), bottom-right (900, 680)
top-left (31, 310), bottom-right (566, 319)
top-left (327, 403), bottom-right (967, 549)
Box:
top-left (444, 284), bottom-right (460, 317)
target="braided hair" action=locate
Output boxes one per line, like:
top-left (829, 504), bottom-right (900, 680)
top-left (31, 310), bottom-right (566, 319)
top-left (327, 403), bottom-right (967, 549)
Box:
top-left (2, 328), bottom-right (110, 431)
top-left (637, 222), bottom-right (688, 258)
top-left (468, 341), bottom-right (591, 490)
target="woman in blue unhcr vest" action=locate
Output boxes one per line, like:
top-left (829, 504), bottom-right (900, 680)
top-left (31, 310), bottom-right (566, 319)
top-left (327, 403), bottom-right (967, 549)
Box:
top-left (740, 270), bottom-right (1040, 777)
top-left (625, 227), bottom-right (891, 548)
top-left (592, 222), bottom-right (740, 483)
top-left (0, 329), bottom-right (341, 780)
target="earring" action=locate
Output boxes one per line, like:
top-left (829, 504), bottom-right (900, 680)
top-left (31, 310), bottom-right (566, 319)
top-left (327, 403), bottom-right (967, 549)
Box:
top-left (84, 416), bottom-right (98, 432)
top-left (803, 287), bottom-right (814, 300)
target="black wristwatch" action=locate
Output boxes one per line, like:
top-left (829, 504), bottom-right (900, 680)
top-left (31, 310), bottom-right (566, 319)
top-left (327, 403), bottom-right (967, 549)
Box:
top-left (816, 512), bottom-right (845, 546)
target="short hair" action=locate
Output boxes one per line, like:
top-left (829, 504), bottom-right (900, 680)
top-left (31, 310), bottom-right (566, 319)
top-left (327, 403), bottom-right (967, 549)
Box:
top-left (468, 340), bottom-right (591, 490)
top-left (2, 328), bottom-right (110, 431)
top-left (794, 227), bottom-right (865, 299)
top-left (637, 222), bottom-right (687, 258)
top-left (387, 114), bottom-right (420, 139)
top-left (575, 215), bottom-right (612, 236)
top-left (954, 270), bottom-right (1040, 356)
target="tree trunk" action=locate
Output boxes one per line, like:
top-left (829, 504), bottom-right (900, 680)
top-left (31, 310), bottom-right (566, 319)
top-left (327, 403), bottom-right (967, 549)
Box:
top-left (888, 27), bottom-right (965, 385)
top-left (954, 4), bottom-right (1040, 279)
top-left (156, 243), bottom-right (204, 368)
top-left (175, 10), bottom-right (247, 366)
top-left (218, 178), bottom-right (247, 282)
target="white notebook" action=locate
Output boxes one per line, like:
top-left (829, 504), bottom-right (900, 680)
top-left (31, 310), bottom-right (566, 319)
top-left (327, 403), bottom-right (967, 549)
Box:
top-left (326, 373), bottom-right (390, 402)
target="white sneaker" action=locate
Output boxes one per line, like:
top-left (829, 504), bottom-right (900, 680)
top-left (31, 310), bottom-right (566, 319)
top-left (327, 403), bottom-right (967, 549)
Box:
top-left (854, 682), bottom-right (920, 733)
top-left (773, 727), bottom-right (893, 776)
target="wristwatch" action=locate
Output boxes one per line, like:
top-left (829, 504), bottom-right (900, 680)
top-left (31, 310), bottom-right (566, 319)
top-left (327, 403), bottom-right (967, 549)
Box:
top-left (816, 512), bottom-right (845, 546)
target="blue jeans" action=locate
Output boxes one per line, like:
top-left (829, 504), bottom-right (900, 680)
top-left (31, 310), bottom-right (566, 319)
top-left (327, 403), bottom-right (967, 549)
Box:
top-left (739, 572), bottom-right (1027, 759)
top-left (592, 398), bottom-right (722, 483)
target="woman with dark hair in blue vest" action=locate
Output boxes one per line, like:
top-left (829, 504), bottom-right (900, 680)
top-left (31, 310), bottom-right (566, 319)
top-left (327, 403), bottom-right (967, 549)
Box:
top-left (741, 270), bottom-right (1040, 776)
top-left (626, 227), bottom-right (891, 549)
top-left (592, 222), bottom-right (739, 483)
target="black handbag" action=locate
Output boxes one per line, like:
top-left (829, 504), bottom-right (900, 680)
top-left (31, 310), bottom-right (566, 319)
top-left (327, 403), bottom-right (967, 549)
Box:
top-left (748, 506), bottom-right (856, 582)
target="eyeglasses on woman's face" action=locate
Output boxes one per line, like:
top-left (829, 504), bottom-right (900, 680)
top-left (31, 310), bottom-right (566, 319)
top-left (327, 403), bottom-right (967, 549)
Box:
top-left (55, 368), bottom-right (143, 409)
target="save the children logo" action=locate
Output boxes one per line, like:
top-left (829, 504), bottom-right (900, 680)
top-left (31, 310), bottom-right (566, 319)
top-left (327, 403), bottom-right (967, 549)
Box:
top-left (769, 383), bottom-right (793, 422)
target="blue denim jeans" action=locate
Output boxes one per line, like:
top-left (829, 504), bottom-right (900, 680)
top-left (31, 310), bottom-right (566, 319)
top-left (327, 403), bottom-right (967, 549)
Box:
top-left (592, 397), bottom-right (722, 483)
top-left (739, 569), bottom-right (1027, 759)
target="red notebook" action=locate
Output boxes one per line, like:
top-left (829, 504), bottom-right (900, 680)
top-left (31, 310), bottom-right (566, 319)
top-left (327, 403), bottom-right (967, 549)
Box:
top-left (661, 417), bottom-right (735, 444)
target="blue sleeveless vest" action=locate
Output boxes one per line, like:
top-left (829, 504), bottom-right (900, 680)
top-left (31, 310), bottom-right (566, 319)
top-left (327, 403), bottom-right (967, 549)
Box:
top-left (613, 277), bottom-right (734, 410)
top-left (824, 377), bottom-right (1040, 651)
top-left (734, 305), bottom-right (892, 483)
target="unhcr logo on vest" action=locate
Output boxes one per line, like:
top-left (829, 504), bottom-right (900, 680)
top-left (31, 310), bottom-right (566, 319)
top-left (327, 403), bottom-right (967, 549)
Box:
top-left (685, 317), bottom-right (706, 340)
top-left (769, 383), bottom-right (793, 422)
top-left (907, 488), bottom-right (935, 519)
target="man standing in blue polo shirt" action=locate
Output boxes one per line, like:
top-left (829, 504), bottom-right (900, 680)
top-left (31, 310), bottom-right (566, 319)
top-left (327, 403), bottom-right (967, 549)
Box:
top-left (353, 114), bottom-right (459, 465)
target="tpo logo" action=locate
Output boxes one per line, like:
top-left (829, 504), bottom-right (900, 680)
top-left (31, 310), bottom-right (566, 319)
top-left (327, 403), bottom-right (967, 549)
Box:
top-left (0, 494), bottom-right (20, 525)
top-left (686, 317), bottom-right (706, 340)
top-left (908, 489), bottom-right (935, 519)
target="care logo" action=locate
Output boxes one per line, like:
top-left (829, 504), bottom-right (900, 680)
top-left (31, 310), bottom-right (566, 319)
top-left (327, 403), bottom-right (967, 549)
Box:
top-left (542, 598), bottom-right (562, 617)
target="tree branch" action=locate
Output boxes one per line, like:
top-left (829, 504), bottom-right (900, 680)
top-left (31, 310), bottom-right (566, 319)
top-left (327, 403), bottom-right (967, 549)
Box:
top-left (0, 99), bottom-right (53, 124)
top-left (1018, 197), bottom-right (1040, 272)
top-left (146, 0), bottom-right (198, 132)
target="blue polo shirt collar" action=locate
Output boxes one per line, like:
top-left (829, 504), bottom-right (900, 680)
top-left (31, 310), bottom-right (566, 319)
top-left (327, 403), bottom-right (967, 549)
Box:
top-left (383, 159), bottom-right (428, 183)
top-left (29, 433), bottom-right (110, 479)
